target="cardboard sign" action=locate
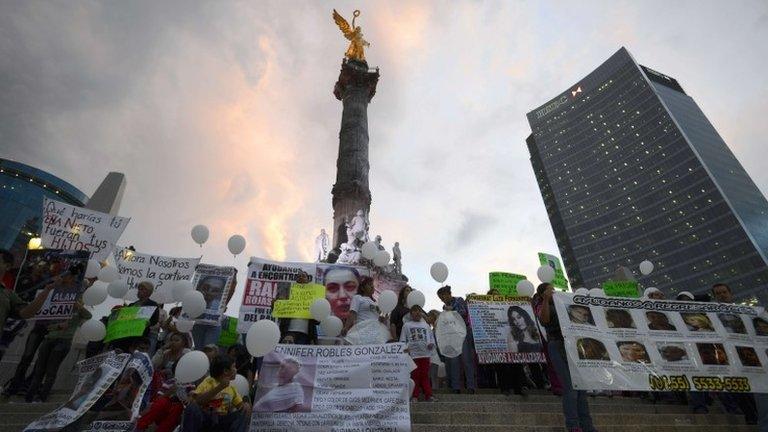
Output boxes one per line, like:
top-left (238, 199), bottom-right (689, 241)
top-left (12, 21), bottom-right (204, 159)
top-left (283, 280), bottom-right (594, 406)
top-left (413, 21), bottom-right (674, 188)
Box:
top-left (489, 272), bottom-right (527, 296)
top-left (602, 280), bottom-right (640, 298)
top-left (272, 284), bottom-right (326, 319)
top-left (104, 306), bottom-right (157, 342)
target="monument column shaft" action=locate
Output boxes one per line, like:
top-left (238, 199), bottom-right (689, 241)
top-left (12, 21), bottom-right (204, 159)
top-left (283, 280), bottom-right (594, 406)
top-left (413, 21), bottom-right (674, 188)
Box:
top-left (331, 60), bottom-right (379, 248)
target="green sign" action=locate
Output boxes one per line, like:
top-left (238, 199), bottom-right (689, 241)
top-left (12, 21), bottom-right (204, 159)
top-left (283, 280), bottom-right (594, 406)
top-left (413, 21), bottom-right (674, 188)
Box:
top-left (538, 252), bottom-right (569, 290)
top-left (272, 283), bottom-right (326, 319)
top-left (602, 280), bottom-right (640, 298)
top-left (218, 316), bottom-right (240, 347)
top-left (488, 272), bottom-right (528, 296)
top-left (104, 306), bottom-right (156, 342)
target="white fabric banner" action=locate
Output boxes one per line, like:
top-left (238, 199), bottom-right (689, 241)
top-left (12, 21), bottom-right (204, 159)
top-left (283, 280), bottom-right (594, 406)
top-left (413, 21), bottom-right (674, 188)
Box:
top-left (188, 264), bottom-right (236, 325)
top-left (113, 247), bottom-right (200, 303)
top-left (435, 311), bottom-right (467, 359)
top-left (554, 293), bottom-right (768, 393)
top-left (468, 295), bottom-right (546, 364)
top-left (24, 351), bottom-right (130, 431)
top-left (41, 198), bottom-right (130, 262)
top-left (250, 344), bottom-right (411, 431)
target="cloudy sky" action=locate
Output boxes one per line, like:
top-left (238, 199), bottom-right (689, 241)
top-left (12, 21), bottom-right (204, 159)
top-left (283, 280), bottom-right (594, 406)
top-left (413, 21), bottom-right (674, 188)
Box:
top-left (2, 0), bottom-right (767, 314)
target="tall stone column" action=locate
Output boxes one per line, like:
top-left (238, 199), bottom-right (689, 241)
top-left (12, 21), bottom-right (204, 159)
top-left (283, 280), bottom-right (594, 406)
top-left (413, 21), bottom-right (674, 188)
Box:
top-left (331, 59), bottom-right (380, 248)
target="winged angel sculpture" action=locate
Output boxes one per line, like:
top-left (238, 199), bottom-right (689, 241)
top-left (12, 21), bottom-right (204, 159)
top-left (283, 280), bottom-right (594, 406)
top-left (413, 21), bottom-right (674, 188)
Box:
top-left (333, 9), bottom-right (370, 62)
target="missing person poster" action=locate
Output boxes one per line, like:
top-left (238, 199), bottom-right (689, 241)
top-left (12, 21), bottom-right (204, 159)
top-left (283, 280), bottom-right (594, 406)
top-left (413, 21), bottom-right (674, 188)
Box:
top-left (238, 258), bottom-right (317, 333)
top-left (190, 264), bottom-right (236, 325)
top-left (41, 198), bottom-right (130, 262)
top-left (316, 263), bottom-right (370, 322)
top-left (24, 351), bottom-right (130, 432)
top-left (113, 247), bottom-right (200, 303)
top-left (14, 249), bottom-right (89, 319)
top-left (468, 295), bottom-right (546, 364)
top-left (104, 306), bottom-right (157, 343)
top-left (250, 344), bottom-right (411, 432)
top-left (488, 273), bottom-right (527, 296)
top-left (538, 252), bottom-right (568, 290)
top-left (554, 293), bottom-right (768, 393)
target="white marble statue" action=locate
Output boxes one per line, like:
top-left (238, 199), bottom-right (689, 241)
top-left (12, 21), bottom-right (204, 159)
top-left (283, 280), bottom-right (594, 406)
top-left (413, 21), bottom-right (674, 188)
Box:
top-left (374, 235), bottom-right (385, 251)
top-left (336, 242), bottom-right (362, 265)
top-left (393, 241), bottom-right (402, 274)
top-left (349, 209), bottom-right (369, 247)
top-left (314, 229), bottom-right (330, 262)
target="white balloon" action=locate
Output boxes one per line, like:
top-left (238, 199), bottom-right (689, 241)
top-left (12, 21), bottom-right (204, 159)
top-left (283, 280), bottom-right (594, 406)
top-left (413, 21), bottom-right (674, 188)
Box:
top-left (406, 290), bottom-right (426, 308)
top-left (589, 288), bottom-right (606, 298)
top-left (175, 319), bottom-right (195, 333)
top-left (233, 374), bottom-right (250, 398)
top-left (516, 280), bottom-right (535, 297)
top-left (173, 280), bottom-right (194, 303)
top-left (107, 280), bottom-right (129, 299)
top-left (430, 262), bottom-right (449, 283)
top-left (320, 315), bottom-right (343, 337)
top-left (639, 260), bottom-right (654, 276)
top-left (182, 291), bottom-right (206, 319)
top-left (246, 319), bottom-right (281, 357)
top-left (98, 266), bottom-right (119, 283)
top-left (175, 351), bottom-right (210, 383)
top-left (191, 225), bottom-right (210, 246)
top-left (574, 288), bottom-right (590, 296)
top-left (228, 235), bottom-right (246, 256)
top-left (83, 282), bottom-right (108, 306)
top-left (537, 266), bottom-right (555, 283)
top-left (309, 299), bottom-right (332, 321)
top-left (378, 290), bottom-right (397, 314)
top-left (361, 242), bottom-right (378, 260)
top-left (373, 250), bottom-right (390, 267)
top-left (85, 259), bottom-right (101, 279)
top-left (80, 319), bottom-right (106, 342)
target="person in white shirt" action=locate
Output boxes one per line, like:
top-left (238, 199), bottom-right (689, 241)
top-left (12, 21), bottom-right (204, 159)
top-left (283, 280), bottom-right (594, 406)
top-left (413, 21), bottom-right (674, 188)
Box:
top-left (400, 305), bottom-right (436, 402)
top-left (341, 277), bottom-right (382, 335)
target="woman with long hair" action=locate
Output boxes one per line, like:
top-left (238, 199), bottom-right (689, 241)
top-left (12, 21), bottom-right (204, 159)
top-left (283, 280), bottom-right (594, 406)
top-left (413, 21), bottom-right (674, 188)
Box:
top-left (506, 306), bottom-right (542, 353)
top-left (341, 277), bottom-right (382, 336)
top-left (389, 285), bottom-right (413, 341)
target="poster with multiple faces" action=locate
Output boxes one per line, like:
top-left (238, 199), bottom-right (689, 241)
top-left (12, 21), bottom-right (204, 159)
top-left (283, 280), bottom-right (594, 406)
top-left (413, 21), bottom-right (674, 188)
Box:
top-left (554, 293), bottom-right (768, 393)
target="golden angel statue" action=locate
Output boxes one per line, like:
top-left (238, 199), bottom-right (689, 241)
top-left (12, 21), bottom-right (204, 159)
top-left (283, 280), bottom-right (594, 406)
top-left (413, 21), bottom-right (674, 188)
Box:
top-left (332, 9), bottom-right (370, 62)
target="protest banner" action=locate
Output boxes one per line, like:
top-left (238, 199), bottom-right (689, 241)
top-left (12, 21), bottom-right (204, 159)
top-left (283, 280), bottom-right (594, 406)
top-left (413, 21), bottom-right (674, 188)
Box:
top-left (238, 258), bottom-right (316, 333)
top-left (82, 352), bottom-right (153, 432)
top-left (316, 263), bottom-right (370, 322)
top-left (250, 344), bottom-right (411, 432)
top-left (554, 293), bottom-right (768, 393)
top-left (112, 247), bottom-right (200, 303)
top-left (218, 316), bottom-right (240, 347)
top-left (344, 319), bottom-right (391, 345)
top-left (189, 264), bottom-right (236, 325)
top-left (41, 198), bottom-right (130, 262)
top-left (13, 249), bottom-right (89, 319)
top-left (468, 295), bottom-right (546, 364)
top-left (273, 283), bottom-right (326, 319)
top-left (488, 272), bottom-right (527, 296)
top-left (602, 280), bottom-right (640, 298)
top-left (104, 306), bottom-right (157, 343)
top-left (24, 351), bottom-right (130, 432)
top-left (435, 311), bottom-right (467, 358)
top-left (538, 252), bottom-right (569, 290)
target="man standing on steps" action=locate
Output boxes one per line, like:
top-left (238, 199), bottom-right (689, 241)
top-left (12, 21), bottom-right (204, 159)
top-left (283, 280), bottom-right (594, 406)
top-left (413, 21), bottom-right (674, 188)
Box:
top-left (437, 286), bottom-right (476, 394)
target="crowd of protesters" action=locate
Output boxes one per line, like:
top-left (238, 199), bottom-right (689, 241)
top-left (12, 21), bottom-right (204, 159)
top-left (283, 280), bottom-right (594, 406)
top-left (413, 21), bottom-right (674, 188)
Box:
top-left (1, 247), bottom-right (767, 432)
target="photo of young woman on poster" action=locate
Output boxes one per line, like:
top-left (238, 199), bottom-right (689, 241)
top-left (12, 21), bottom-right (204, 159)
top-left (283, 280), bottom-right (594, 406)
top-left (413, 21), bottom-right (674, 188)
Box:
top-left (568, 305), bottom-right (595, 326)
top-left (506, 305), bottom-right (542, 353)
top-left (605, 309), bottom-right (636, 329)
top-left (681, 313), bottom-right (715, 332)
top-left (576, 338), bottom-right (610, 361)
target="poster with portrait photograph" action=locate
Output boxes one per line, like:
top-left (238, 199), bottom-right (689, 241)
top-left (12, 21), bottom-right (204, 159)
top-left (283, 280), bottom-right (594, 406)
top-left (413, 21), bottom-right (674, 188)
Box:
top-left (250, 344), bottom-right (411, 432)
top-left (238, 258), bottom-right (316, 333)
top-left (189, 264), bottom-right (236, 326)
top-left (23, 351), bottom-right (130, 432)
top-left (315, 263), bottom-right (371, 323)
top-left (14, 249), bottom-right (89, 319)
top-left (554, 293), bottom-right (768, 393)
top-left (467, 295), bottom-right (546, 364)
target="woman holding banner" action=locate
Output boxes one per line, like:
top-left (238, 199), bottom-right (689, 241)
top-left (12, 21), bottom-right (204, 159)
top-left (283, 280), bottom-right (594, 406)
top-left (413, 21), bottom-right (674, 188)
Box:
top-left (536, 283), bottom-right (596, 432)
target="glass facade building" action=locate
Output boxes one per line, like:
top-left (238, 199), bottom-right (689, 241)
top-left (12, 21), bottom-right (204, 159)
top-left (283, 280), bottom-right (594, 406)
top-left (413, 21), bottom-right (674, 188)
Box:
top-left (526, 47), bottom-right (768, 303)
top-left (0, 158), bottom-right (89, 266)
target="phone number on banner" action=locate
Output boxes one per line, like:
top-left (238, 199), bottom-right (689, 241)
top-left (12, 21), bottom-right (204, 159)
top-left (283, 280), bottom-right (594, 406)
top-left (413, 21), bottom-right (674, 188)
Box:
top-left (648, 374), bottom-right (751, 392)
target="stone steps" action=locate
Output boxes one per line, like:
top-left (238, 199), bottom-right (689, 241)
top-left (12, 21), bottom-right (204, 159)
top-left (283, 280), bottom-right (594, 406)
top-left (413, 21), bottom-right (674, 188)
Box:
top-left (409, 401), bottom-right (718, 414)
top-left (412, 411), bottom-right (745, 426)
top-left (412, 426), bottom-right (758, 432)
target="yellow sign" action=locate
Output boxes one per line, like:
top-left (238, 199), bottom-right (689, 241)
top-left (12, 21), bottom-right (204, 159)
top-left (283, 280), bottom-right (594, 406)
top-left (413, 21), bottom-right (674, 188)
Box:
top-left (272, 283), bottom-right (326, 319)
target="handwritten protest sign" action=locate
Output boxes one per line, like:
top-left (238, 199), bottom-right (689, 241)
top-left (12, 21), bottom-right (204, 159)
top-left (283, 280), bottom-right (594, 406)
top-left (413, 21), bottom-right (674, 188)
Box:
top-left (602, 280), bottom-right (640, 298)
top-left (14, 249), bottom-right (89, 320)
top-left (41, 198), bottom-right (130, 262)
top-left (113, 247), bottom-right (200, 303)
top-left (539, 252), bottom-right (569, 290)
top-left (488, 272), bottom-right (527, 296)
top-left (272, 284), bottom-right (326, 319)
top-left (218, 316), bottom-right (240, 347)
top-left (104, 306), bottom-right (157, 343)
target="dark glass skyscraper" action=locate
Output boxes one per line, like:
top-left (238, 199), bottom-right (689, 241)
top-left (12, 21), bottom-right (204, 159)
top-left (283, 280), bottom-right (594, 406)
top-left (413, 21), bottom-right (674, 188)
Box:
top-left (526, 47), bottom-right (768, 303)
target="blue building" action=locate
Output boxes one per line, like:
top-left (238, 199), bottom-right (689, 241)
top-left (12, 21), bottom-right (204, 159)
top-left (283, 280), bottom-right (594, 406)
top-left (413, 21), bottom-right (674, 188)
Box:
top-left (0, 158), bottom-right (90, 266)
top-left (526, 47), bottom-right (768, 304)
